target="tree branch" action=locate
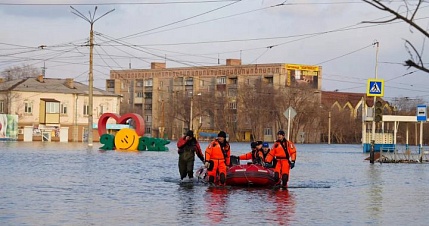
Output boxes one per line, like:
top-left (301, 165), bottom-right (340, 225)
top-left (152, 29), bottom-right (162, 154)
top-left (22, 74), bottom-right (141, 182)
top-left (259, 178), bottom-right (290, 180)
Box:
top-left (363, 0), bottom-right (429, 74)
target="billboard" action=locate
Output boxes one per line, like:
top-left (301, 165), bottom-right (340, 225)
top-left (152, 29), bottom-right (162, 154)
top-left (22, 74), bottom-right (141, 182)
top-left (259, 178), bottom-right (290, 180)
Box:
top-left (0, 114), bottom-right (18, 140)
top-left (286, 64), bottom-right (320, 89)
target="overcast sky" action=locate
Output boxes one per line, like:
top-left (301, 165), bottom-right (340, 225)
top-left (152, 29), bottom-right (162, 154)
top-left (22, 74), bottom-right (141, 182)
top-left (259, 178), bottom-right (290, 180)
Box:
top-left (1, 0), bottom-right (428, 102)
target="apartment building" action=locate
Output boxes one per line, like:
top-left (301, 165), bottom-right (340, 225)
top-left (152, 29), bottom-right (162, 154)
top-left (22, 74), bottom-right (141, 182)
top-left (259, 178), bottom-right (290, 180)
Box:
top-left (107, 59), bottom-right (322, 142)
top-left (0, 75), bottom-right (121, 142)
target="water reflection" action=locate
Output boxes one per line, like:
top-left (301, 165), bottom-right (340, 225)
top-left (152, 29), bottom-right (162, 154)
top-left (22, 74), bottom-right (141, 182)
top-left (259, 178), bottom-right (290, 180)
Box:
top-left (176, 186), bottom-right (198, 224)
top-left (204, 187), bottom-right (229, 224)
top-left (366, 165), bottom-right (383, 224)
top-left (267, 189), bottom-right (296, 225)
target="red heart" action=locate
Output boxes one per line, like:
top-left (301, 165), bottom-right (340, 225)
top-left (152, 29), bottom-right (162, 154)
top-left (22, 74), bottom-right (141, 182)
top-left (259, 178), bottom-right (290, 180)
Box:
top-left (97, 113), bottom-right (145, 137)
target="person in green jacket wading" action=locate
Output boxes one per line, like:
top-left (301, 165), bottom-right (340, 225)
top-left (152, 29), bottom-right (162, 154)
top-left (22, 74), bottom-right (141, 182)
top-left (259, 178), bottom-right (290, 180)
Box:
top-left (177, 130), bottom-right (204, 182)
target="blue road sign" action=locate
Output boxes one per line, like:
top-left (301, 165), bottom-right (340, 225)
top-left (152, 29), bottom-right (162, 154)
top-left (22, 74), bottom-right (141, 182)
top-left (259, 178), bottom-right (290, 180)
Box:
top-left (367, 79), bottom-right (384, 97)
top-left (417, 105), bottom-right (427, 122)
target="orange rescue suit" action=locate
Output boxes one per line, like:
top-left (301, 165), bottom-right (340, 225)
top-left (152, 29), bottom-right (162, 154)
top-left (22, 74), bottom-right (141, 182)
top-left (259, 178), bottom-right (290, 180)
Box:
top-left (265, 139), bottom-right (296, 181)
top-left (205, 139), bottom-right (231, 185)
top-left (239, 149), bottom-right (263, 164)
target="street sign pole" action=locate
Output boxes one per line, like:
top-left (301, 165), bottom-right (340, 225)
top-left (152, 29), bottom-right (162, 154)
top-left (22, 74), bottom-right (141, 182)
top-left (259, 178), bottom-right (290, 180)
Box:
top-left (368, 41), bottom-right (380, 164)
top-left (417, 105), bottom-right (427, 162)
top-left (283, 107), bottom-right (296, 141)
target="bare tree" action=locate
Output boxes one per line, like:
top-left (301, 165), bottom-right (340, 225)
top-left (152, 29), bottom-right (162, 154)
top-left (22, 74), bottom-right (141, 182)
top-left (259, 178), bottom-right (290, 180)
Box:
top-left (1, 64), bottom-right (41, 81)
top-left (212, 89), bottom-right (229, 132)
top-left (292, 88), bottom-right (322, 143)
top-left (0, 90), bottom-right (23, 119)
top-left (363, 0), bottom-right (429, 73)
top-left (389, 96), bottom-right (424, 114)
top-left (163, 90), bottom-right (189, 138)
top-left (237, 79), bottom-right (276, 141)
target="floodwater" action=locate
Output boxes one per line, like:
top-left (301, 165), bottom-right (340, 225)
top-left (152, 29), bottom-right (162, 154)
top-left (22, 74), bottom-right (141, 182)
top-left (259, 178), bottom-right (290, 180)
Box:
top-left (1, 141), bottom-right (428, 225)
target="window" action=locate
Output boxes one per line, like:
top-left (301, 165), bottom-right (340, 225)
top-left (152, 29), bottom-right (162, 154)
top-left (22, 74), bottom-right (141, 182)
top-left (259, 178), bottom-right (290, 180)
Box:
top-left (229, 102), bottom-right (237, 109)
top-left (0, 100), bottom-right (4, 113)
top-left (144, 79), bottom-right (153, 87)
top-left (136, 92), bottom-right (143, 98)
top-left (217, 77), bottom-right (226, 84)
top-left (200, 80), bottom-right (205, 87)
top-left (228, 114), bottom-right (237, 122)
top-left (144, 104), bottom-right (152, 110)
top-left (46, 102), bottom-right (60, 113)
top-left (24, 102), bottom-right (32, 114)
top-left (185, 78), bottom-right (193, 86)
top-left (83, 104), bottom-right (89, 116)
top-left (228, 88), bottom-right (237, 97)
top-left (136, 80), bottom-right (143, 87)
top-left (145, 126), bottom-right (151, 134)
top-left (264, 128), bottom-right (272, 136)
top-left (146, 115), bottom-right (152, 123)
top-left (144, 92), bottom-right (152, 99)
top-left (60, 103), bottom-right (68, 115)
top-left (106, 80), bottom-right (115, 88)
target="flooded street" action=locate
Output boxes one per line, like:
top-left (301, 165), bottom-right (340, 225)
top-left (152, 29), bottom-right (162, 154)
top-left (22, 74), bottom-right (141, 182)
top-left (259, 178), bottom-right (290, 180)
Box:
top-left (1, 142), bottom-right (428, 225)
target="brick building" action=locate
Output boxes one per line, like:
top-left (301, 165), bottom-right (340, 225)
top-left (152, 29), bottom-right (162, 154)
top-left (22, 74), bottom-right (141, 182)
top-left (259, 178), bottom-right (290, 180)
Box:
top-left (107, 59), bottom-right (322, 142)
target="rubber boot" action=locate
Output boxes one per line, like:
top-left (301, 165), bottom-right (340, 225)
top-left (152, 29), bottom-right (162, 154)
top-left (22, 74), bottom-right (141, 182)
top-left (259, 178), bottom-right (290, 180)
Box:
top-left (219, 173), bottom-right (226, 185)
top-left (281, 174), bottom-right (289, 189)
top-left (209, 175), bottom-right (215, 183)
top-left (187, 171), bottom-right (193, 179)
top-left (274, 172), bottom-right (280, 185)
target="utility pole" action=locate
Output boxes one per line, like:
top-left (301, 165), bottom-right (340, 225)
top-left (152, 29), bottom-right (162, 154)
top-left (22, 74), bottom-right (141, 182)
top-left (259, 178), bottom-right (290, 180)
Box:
top-left (71, 6), bottom-right (114, 147)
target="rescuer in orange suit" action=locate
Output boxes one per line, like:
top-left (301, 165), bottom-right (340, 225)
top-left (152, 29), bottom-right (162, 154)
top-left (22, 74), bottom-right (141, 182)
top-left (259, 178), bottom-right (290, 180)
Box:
top-left (265, 130), bottom-right (297, 188)
top-left (204, 131), bottom-right (231, 185)
top-left (237, 141), bottom-right (263, 164)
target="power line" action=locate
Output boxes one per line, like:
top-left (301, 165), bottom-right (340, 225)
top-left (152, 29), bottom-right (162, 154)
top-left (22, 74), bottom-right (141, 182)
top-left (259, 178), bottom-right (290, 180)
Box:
top-left (104, 0), bottom-right (243, 42)
top-left (0, 1), bottom-right (241, 6)
top-left (315, 44), bottom-right (374, 65)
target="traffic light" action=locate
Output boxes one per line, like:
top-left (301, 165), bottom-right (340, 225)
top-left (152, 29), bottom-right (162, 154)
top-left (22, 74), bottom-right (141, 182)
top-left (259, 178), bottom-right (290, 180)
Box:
top-left (374, 100), bottom-right (383, 122)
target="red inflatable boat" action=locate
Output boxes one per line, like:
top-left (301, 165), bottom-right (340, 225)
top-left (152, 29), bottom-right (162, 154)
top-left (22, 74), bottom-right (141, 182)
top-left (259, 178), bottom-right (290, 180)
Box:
top-left (226, 163), bottom-right (277, 187)
top-left (195, 163), bottom-right (277, 187)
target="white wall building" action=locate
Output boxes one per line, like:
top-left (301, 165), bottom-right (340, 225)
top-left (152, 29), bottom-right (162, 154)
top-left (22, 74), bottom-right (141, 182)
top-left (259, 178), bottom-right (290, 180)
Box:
top-left (0, 75), bottom-right (121, 142)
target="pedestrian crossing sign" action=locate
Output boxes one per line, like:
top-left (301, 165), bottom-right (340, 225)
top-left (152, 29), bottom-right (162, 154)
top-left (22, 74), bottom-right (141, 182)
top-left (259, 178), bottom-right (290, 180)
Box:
top-left (367, 79), bottom-right (384, 97)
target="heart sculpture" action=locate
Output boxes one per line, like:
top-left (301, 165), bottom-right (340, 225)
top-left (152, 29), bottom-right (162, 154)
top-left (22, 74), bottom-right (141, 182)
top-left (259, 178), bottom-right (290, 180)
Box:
top-left (97, 113), bottom-right (145, 137)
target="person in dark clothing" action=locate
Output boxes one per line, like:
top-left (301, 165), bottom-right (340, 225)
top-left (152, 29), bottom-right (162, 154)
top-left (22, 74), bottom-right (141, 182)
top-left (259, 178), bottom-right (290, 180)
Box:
top-left (177, 130), bottom-right (204, 181)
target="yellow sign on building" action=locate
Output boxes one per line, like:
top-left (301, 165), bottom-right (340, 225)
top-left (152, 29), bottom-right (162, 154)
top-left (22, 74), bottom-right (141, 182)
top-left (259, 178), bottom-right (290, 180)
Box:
top-left (286, 64), bottom-right (319, 72)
